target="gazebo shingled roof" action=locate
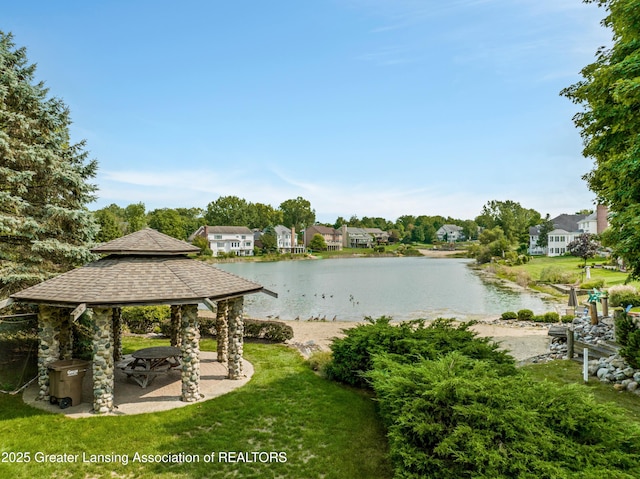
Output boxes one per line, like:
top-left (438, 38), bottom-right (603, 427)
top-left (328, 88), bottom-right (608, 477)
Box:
top-left (10, 256), bottom-right (266, 307)
top-left (91, 227), bottom-right (201, 255)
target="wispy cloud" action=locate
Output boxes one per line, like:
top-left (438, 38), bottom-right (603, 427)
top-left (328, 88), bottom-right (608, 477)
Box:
top-left (357, 45), bottom-right (417, 66)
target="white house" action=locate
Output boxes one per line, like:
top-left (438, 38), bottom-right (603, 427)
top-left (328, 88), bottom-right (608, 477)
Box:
top-left (190, 225), bottom-right (254, 257)
top-left (272, 225), bottom-right (304, 253)
top-left (547, 229), bottom-right (581, 257)
top-left (528, 208), bottom-right (609, 256)
top-left (436, 224), bottom-right (465, 242)
top-left (578, 212), bottom-right (598, 235)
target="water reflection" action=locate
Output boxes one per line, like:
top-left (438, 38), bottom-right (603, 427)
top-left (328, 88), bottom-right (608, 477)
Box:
top-left (216, 257), bottom-right (552, 321)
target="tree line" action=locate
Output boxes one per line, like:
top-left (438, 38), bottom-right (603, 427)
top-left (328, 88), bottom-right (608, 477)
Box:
top-left (92, 196), bottom-right (548, 249)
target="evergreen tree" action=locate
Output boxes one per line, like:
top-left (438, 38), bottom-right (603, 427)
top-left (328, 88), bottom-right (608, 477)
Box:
top-left (0, 32), bottom-right (98, 296)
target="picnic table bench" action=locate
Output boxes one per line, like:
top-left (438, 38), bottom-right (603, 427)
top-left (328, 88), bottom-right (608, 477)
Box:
top-left (122, 346), bottom-right (181, 388)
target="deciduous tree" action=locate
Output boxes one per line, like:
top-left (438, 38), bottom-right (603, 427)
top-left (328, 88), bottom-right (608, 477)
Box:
top-left (279, 196), bottom-right (315, 232)
top-left (0, 32), bottom-right (98, 295)
top-left (536, 214), bottom-right (555, 250)
top-left (94, 209), bottom-right (123, 242)
top-left (205, 196), bottom-right (251, 226)
top-left (562, 0), bottom-right (640, 278)
top-left (567, 233), bottom-right (600, 266)
top-left (475, 200), bottom-right (541, 246)
top-left (309, 233), bottom-right (327, 251)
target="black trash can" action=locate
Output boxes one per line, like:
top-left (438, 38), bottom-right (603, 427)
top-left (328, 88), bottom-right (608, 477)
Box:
top-left (48, 359), bottom-right (89, 409)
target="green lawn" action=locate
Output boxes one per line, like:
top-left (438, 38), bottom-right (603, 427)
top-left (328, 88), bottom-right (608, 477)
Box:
top-left (521, 256), bottom-right (630, 284)
top-left (524, 360), bottom-right (640, 422)
top-left (497, 255), bottom-right (637, 289)
top-left (0, 338), bottom-right (392, 479)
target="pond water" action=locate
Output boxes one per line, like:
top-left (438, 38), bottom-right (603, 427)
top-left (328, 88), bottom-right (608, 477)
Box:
top-left (216, 257), bottom-right (554, 322)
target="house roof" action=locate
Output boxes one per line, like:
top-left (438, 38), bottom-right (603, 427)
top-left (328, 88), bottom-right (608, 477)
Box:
top-left (273, 225), bottom-right (291, 235)
top-left (551, 214), bottom-right (587, 233)
top-left (308, 225), bottom-right (340, 235)
top-left (11, 228), bottom-right (271, 307)
top-left (92, 228), bottom-right (200, 255)
top-left (205, 226), bottom-right (253, 235)
top-left (344, 227), bottom-right (373, 241)
top-left (364, 228), bottom-right (387, 235)
top-left (437, 224), bottom-right (463, 233)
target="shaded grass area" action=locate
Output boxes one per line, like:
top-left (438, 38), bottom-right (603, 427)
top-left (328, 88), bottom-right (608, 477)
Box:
top-left (0, 338), bottom-right (391, 479)
top-left (524, 359), bottom-right (640, 422)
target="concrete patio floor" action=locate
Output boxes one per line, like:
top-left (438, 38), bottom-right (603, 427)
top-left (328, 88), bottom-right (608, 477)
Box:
top-left (22, 351), bottom-right (253, 418)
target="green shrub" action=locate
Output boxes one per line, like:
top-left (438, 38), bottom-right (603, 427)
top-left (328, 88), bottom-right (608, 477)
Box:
top-left (539, 266), bottom-right (577, 284)
top-left (580, 279), bottom-right (605, 289)
top-left (616, 312), bottom-right (638, 349)
top-left (543, 311), bottom-right (560, 323)
top-left (517, 309), bottom-right (534, 321)
top-left (325, 316), bottom-right (514, 389)
top-left (561, 315), bottom-right (574, 323)
top-left (198, 317), bottom-right (217, 337)
top-left (614, 312), bottom-right (640, 368)
top-left (608, 285), bottom-right (640, 308)
top-left (243, 318), bottom-right (293, 342)
top-left (159, 317), bottom-right (292, 342)
top-left (306, 351), bottom-right (333, 376)
top-left (620, 330), bottom-right (640, 369)
top-left (368, 352), bottom-right (640, 479)
top-left (121, 306), bottom-right (171, 334)
top-left (501, 311), bottom-right (517, 320)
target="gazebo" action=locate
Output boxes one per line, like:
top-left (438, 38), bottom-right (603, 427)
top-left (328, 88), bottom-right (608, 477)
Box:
top-left (4, 228), bottom-right (275, 414)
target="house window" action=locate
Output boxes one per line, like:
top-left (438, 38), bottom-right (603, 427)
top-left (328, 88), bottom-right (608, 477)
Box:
top-left (214, 235), bottom-right (222, 240)
top-left (245, 241), bottom-right (251, 247)
top-left (241, 235), bottom-right (246, 239)
top-left (231, 242), bottom-right (240, 248)
top-left (217, 242), bottom-right (224, 248)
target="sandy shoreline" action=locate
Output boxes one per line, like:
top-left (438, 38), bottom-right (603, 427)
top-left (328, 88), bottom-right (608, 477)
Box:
top-left (278, 318), bottom-right (550, 362)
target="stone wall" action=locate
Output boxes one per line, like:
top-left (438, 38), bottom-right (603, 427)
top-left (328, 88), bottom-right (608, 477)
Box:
top-left (92, 307), bottom-right (114, 414)
top-left (180, 304), bottom-right (202, 402)
top-left (216, 300), bottom-right (229, 363)
top-left (170, 305), bottom-right (182, 348)
top-left (112, 307), bottom-right (123, 362)
top-left (227, 297), bottom-right (244, 380)
top-left (37, 305), bottom-right (61, 400)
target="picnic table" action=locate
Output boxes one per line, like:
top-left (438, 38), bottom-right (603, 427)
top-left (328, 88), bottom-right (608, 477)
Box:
top-left (123, 346), bottom-right (182, 388)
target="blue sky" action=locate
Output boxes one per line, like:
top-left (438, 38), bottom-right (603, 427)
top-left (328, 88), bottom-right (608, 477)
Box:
top-left (5, 0), bottom-right (611, 223)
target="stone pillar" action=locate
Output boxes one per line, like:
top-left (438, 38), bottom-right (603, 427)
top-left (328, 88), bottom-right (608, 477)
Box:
top-left (227, 297), bottom-right (244, 380)
top-left (37, 306), bottom-right (61, 400)
top-left (180, 304), bottom-right (201, 402)
top-left (112, 308), bottom-right (123, 362)
top-left (92, 307), bottom-right (114, 414)
top-left (58, 308), bottom-right (73, 360)
top-left (170, 305), bottom-right (182, 348)
top-left (216, 300), bottom-right (229, 363)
